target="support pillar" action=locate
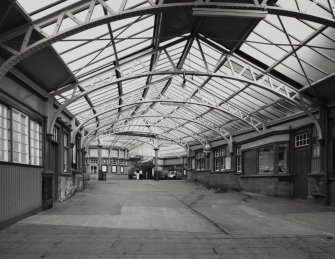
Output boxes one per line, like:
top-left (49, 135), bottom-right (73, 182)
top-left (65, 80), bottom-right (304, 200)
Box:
top-left (42, 133), bottom-right (54, 210)
top-left (82, 148), bottom-right (87, 186)
top-left (42, 97), bottom-right (55, 210)
top-left (98, 144), bottom-right (105, 181)
top-left (154, 148), bottom-right (159, 181)
top-left (319, 101), bottom-right (330, 205)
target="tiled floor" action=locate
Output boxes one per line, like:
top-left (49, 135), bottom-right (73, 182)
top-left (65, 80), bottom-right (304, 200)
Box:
top-left (1, 178), bottom-right (335, 258)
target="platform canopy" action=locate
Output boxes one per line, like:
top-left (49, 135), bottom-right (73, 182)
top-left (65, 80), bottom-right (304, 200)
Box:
top-left (1, 0), bottom-right (335, 157)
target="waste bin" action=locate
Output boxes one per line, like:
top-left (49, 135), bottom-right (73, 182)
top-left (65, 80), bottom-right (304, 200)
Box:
top-left (154, 171), bottom-right (160, 181)
top-left (98, 171), bottom-right (106, 181)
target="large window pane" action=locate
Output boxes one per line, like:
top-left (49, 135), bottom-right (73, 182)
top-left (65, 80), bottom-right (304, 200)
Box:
top-left (0, 104), bottom-right (8, 161)
top-left (258, 146), bottom-right (274, 174)
top-left (243, 149), bottom-right (257, 175)
top-left (12, 109), bottom-right (28, 164)
top-left (30, 120), bottom-right (42, 166)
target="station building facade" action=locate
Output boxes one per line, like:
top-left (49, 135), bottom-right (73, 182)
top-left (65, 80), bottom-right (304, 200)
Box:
top-left (186, 108), bottom-right (335, 205)
top-left (0, 73), bottom-right (86, 227)
top-left (85, 146), bottom-right (130, 174)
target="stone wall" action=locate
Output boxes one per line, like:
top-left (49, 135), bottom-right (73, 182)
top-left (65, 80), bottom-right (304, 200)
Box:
top-left (239, 176), bottom-right (291, 197)
top-left (58, 176), bottom-right (76, 202)
top-left (208, 172), bottom-right (240, 190)
top-left (187, 171), bottom-right (210, 184)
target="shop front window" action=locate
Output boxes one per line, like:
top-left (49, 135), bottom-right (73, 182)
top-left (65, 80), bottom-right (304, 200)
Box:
top-left (278, 144), bottom-right (288, 174)
top-left (258, 146), bottom-right (274, 174)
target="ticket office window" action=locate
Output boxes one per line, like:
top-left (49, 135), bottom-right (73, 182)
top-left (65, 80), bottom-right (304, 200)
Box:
top-left (242, 143), bottom-right (289, 175)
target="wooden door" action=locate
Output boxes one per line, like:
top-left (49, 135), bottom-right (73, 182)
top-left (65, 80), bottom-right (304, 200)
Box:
top-left (292, 130), bottom-right (311, 199)
top-left (50, 142), bottom-right (59, 201)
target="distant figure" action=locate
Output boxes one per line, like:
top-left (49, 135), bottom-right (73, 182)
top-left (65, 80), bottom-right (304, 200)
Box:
top-left (139, 170), bottom-right (143, 180)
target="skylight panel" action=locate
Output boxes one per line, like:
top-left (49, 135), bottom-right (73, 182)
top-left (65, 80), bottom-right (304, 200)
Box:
top-left (277, 0), bottom-right (333, 19)
top-left (17, 0), bottom-right (82, 20)
top-left (309, 32), bottom-right (335, 62)
top-left (113, 15), bottom-right (154, 39)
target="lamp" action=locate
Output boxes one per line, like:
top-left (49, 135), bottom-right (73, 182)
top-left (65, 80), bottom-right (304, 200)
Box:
top-left (203, 143), bottom-right (211, 158)
top-left (192, 8), bottom-right (267, 19)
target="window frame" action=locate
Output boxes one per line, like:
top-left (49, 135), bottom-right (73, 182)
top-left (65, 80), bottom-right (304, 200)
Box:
top-left (52, 126), bottom-right (58, 142)
top-left (63, 132), bottom-right (69, 173)
top-left (12, 108), bottom-right (29, 165)
top-left (236, 146), bottom-right (242, 173)
top-left (0, 103), bottom-right (9, 162)
top-left (0, 102), bottom-right (44, 167)
top-left (195, 150), bottom-right (205, 171)
top-left (294, 132), bottom-right (310, 148)
top-left (240, 142), bottom-right (289, 175)
top-left (29, 119), bottom-right (42, 166)
top-left (214, 146), bottom-right (226, 172)
top-left (111, 165), bottom-right (117, 173)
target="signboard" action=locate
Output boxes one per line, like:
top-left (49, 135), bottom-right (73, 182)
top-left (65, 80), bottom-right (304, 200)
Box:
top-left (101, 165), bottom-right (107, 173)
top-left (112, 165), bottom-right (117, 173)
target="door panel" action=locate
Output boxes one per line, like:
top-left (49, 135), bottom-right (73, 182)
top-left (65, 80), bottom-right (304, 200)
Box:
top-left (293, 147), bottom-right (309, 199)
top-left (50, 142), bottom-right (59, 201)
top-left (292, 130), bottom-right (311, 199)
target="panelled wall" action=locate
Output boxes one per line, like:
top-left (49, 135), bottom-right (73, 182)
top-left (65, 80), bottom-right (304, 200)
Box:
top-left (0, 164), bottom-right (42, 225)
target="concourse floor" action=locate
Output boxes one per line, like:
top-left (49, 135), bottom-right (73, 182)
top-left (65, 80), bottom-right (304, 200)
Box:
top-left (1, 178), bottom-right (335, 258)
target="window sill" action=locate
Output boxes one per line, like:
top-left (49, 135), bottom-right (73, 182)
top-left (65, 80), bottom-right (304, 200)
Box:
top-left (210, 170), bottom-right (235, 174)
top-left (0, 161), bottom-right (44, 168)
top-left (192, 170), bottom-right (210, 173)
top-left (307, 173), bottom-right (325, 177)
top-left (240, 174), bottom-right (291, 178)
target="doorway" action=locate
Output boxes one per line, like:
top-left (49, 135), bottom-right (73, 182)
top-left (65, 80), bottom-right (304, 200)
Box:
top-left (50, 141), bottom-right (59, 202)
top-left (292, 129), bottom-right (311, 199)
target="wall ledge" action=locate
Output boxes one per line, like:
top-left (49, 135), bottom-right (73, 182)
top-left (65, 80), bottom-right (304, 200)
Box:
top-left (210, 170), bottom-right (235, 174)
top-left (240, 174), bottom-right (292, 178)
top-left (307, 173), bottom-right (325, 177)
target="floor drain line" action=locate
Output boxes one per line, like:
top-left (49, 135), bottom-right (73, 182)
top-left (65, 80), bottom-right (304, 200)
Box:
top-left (173, 196), bottom-right (229, 234)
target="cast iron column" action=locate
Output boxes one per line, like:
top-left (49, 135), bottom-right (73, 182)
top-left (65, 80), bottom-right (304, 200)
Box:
top-left (154, 148), bottom-right (159, 180)
top-left (82, 148), bottom-right (87, 186)
top-left (319, 100), bottom-right (330, 205)
top-left (97, 144), bottom-right (103, 180)
top-left (42, 133), bottom-right (54, 210)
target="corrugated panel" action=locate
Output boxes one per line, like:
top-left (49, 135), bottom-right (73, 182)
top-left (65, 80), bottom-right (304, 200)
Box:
top-left (0, 164), bottom-right (42, 223)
